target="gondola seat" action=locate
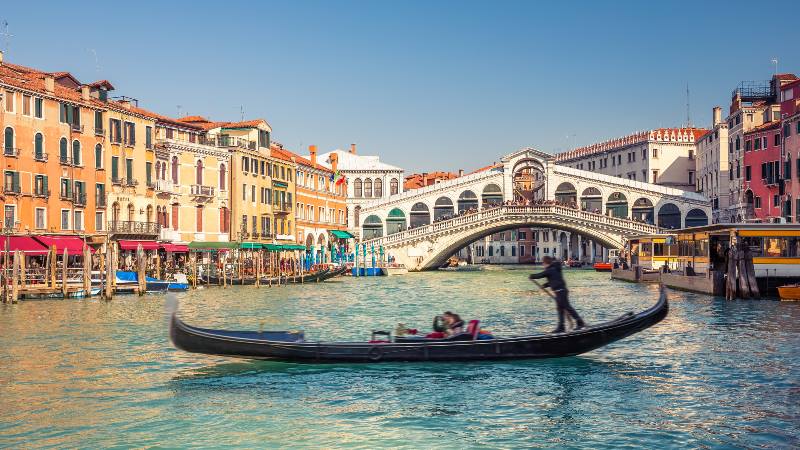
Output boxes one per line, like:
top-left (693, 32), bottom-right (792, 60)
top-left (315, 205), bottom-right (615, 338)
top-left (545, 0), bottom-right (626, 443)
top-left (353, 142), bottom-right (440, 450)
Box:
top-left (466, 320), bottom-right (480, 339)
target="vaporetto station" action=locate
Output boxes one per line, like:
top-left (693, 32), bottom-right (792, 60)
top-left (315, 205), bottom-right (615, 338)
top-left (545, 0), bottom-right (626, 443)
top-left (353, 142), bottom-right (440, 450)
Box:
top-left (356, 148), bottom-right (711, 271)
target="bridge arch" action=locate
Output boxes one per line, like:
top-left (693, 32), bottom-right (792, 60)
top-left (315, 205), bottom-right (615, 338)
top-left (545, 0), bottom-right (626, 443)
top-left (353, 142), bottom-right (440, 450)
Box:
top-left (555, 182), bottom-right (577, 204)
top-left (632, 197), bottom-right (655, 224)
top-left (362, 215), bottom-right (383, 239)
top-left (657, 203), bottom-right (681, 229)
top-left (410, 202), bottom-right (431, 228)
top-left (685, 208), bottom-right (709, 227)
top-left (581, 187), bottom-right (602, 212)
top-left (606, 192), bottom-right (629, 218)
top-left (386, 208), bottom-right (407, 234)
top-left (457, 190), bottom-right (478, 213)
top-left (434, 196), bottom-right (454, 221)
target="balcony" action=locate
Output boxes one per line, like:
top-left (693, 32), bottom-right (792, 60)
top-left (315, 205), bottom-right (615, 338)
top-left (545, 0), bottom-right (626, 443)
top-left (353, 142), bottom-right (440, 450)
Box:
top-left (238, 231), bottom-right (250, 240)
top-left (33, 189), bottom-right (50, 198)
top-left (73, 192), bottom-right (87, 206)
top-left (3, 147), bottom-right (20, 157)
top-left (33, 151), bottom-right (48, 162)
top-left (3, 185), bottom-right (21, 195)
top-left (70, 123), bottom-right (84, 133)
top-left (112, 177), bottom-right (123, 186)
top-left (123, 178), bottom-right (138, 187)
top-left (108, 221), bottom-right (160, 236)
top-left (94, 127), bottom-right (105, 136)
top-left (190, 184), bottom-right (215, 197)
top-left (155, 179), bottom-right (178, 194)
top-left (59, 156), bottom-right (81, 166)
top-left (273, 203), bottom-right (292, 214)
top-left (207, 136), bottom-right (257, 150)
top-left (96, 196), bottom-right (107, 208)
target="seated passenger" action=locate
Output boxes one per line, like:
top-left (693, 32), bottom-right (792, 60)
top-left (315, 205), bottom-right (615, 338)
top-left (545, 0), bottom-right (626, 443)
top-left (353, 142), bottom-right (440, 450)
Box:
top-left (443, 311), bottom-right (465, 336)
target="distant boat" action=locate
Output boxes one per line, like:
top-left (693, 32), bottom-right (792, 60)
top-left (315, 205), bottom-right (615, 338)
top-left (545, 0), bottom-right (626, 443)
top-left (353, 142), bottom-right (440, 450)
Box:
top-left (777, 284), bottom-right (800, 301)
top-left (593, 262), bottom-right (613, 272)
top-left (382, 264), bottom-right (408, 276)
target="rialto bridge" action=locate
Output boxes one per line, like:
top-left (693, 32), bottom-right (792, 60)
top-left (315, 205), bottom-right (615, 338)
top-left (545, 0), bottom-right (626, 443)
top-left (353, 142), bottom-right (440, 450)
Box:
top-left (355, 148), bottom-right (711, 270)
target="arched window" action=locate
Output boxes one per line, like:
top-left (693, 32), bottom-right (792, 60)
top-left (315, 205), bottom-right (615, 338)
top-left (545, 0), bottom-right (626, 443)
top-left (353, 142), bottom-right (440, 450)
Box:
top-left (171, 204), bottom-right (179, 230)
top-left (390, 178), bottom-right (399, 195)
top-left (3, 127), bottom-right (13, 155)
top-left (220, 207), bottom-right (230, 233)
top-left (111, 202), bottom-right (120, 224)
top-left (374, 178), bottom-right (383, 197)
top-left (34, 133), bottom-right (44, 160)
top-left (353, 178), bottom-right (363, 198)
top-left (72, 140), bottom-right (81, 165)
top-left (161, 161), bottom-right (166, 180)
top-left (219, 163), bottom-right (227, 190)
top-left (155, 161), bottom-right (161, 180)
top-left (95, 144), bottom-right (103, 169)
top-left (127, 203), bottom-right (135, 221)
top-left (196, 205), bottom-right (203, 232)
top-left (146, 205), bottom-right (153, 224)
top-left (196, 159), bottom-right (203, 185)
top-left (364, 179), bottom-right (373, 197)
top-left (171, 156), bottom-right (179, 184)
top-left (59, 137), bottom-right (68, 163)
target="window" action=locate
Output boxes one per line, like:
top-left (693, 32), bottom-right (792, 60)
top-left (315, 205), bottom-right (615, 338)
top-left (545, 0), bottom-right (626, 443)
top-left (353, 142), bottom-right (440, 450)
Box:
top-left (72, 140), bottom-right (81, 165)
top-left (519, 245), bottom-right (525, 256)
top-left (3, 127), bottom-right (14, 155)
top-left (95, 212), bottom-right (104, 231)
top-left (61, 210), bottom-right (70, 230)
top-left (59, 137), bottom-right (68, 162)
top-left (745, 166), bottom-right (751, 181)
top-left (242, 184), bottom-right (247, 201)
top-left (22, 94), bottom-right (31, 116)
top-left (59, 103), bottom-right (80, 129)
top-left (488, 246), bottom-right (494, 257)
top-left (688, 150), bottom-right (694, 160)
top-left (35, 208), bottom-right (46, 229)
top-left (258, 129), bottom-right (270, 148)
top-left (688, 171), bottom-right (695, 185)
top-left (390, 178), bottom-right (399, 195)
top-left (109, 119), bottom-right (122, 143)
top-left (146, 162), bottom-right (153, 186)
top-left (652, 148), bottom-right (658, 158)
top-left (34, 97), bottom-right (43, 118)
top-left (171, 156), bottom-right (178, 184)
top-left (196, 206), bottom-right (203, 232)
top-left (3, 91), bottom-right (13, 112)
top-left (123, 122), bottom-right (136, 145)
top-left (220, 207), bottom-right (230, 233)
top-left (171, 204), bottom-right (179, 230)
top-left (774, 195), bottom-right (780, 208)
top-left (96, 183), bottom-right (105, 207)
top-left (74, 210), bottom-right (84, 231)
top-left (775, 133), bottom-right (781, 147)
top-left (785, 160), bottom-right (792, 180)
top-left (755, 196), bottom-right (761, 208)
top-left (260, 161), bottom-right (265, 176)
top-left (364, 179), bottom-right (373, 197)
top-left (652, 170), bottom-right (658, 184)
top-left (111, 156), bottom-right (120, 181)
top-left (4, 205), bottom-right (14, 228)
top-left (251, 185), bottom-right (256, 202)
top-left (4, 170), bottom-right (19, 194)
top-left (125, 158), bottom-right (134, 183)
top-left (95, 144), bottom-right (103, 169)
top-left (145, 126), bottom-right (153, 149)
top-left (34, 133), bottom-right (44, 160)
top-left (34, 174), bottom-right (48, 197)
top-left (219, 164), bottom-right (227, 190)
top-left (196, 160), bottom-right (203, 185)
top-left (762, 136), bottom-right (768, 149)
top-left (94, 111), bottom-right (103, 134)
top-left (354, 178), bottom-right (362, 198)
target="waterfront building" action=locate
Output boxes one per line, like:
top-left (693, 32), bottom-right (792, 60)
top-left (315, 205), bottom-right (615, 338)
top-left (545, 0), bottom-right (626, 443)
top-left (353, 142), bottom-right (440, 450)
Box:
top-left (780, 78), bottom-right (800, 223)
top-left (695, 107), bottom-right (730, 223)
top-left (153, 116), bottom-right (231, 244)
top-left (556, 127), bottom-right (707, 190)
top-left (725, 74), bottom-right (796, 222)
top-left (404, 171), bottom-right (461, 190)
top-left (274, 145), bottom-right (347, 262)
top-left (742, 121), bottom-right (783, 222)
top-left (315, 144), bottom-right (404, 237)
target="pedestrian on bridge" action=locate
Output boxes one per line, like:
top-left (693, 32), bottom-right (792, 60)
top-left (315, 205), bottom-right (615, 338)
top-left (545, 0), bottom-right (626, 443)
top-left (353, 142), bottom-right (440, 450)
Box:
top-left (530, 256), bottom-right (585, 333)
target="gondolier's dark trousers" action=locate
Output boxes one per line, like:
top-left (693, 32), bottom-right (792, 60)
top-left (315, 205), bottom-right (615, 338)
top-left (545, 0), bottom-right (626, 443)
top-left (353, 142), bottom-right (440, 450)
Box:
top-left (554, 289), bottom-right (584, 331)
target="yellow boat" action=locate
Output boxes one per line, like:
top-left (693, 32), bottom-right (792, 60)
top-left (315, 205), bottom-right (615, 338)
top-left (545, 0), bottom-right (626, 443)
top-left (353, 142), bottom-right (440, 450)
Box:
top-left (777, 284), bottom-right (800, 301)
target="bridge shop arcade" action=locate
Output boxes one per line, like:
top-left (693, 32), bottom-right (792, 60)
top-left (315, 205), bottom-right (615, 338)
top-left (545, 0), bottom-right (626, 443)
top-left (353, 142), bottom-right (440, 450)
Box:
top-left (617, 224), bottom-right (800, 297)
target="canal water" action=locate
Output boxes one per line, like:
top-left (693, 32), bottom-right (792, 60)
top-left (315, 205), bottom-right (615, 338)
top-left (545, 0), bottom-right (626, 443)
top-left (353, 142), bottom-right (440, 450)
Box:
top-left (1, 268), bottom-right (798, 448)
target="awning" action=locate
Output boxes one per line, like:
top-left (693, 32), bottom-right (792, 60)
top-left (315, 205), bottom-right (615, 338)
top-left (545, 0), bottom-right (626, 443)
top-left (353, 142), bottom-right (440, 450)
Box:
top-left (240, 242), bottom-right (262, 249)
top-left (161, 243), bottom-right (189, 252)
top-left (188, 241), bottom-right (237, 251)
top-left (34, 235), bottom-right (95, 254)
top-left (264, 244), bottom-right (283, 251)
top-left (0, 236), bottom-right (50, 255)
top-left (330, 230), bottom-right (355, 239)
top-left (118, 240), bottom-right (159, 251)
top-left (283, 244), bottom-right (306, 251)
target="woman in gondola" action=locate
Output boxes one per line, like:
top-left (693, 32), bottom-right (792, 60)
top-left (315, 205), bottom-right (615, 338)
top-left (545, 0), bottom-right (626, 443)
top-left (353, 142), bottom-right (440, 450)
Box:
top-left (443, 312), bottom-right (465, 336)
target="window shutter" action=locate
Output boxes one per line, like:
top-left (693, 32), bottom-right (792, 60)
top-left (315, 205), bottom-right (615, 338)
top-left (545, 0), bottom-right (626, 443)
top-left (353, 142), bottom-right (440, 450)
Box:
top-left (43, 176), bottom-right (48, 196)
top-left (12, 172), bottom-right (19, 192)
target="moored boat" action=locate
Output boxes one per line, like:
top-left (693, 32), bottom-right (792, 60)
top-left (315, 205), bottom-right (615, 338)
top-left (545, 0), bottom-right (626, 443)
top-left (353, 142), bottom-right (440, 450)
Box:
top-left (382, 264), bottom-right (408, 276)
top-left (777, 284), bottom-right (800, 301)
top-left (170, 285), bottom-right (669, 363)
top-left (593, 262), bottom-right (612, 272)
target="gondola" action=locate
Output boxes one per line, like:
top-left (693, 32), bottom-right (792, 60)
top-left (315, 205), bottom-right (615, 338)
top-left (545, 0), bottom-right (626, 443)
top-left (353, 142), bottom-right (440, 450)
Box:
top-left (169, 285), bottom-right (669, 363)
top-left (201, 267), bottom-right (335, 286)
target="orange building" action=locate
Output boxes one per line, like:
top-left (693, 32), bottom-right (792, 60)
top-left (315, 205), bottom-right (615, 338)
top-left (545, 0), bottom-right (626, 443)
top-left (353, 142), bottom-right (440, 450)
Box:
top-left (404, 171), bottom-right (461, 190)
top-left (274, 144), bottom-right (348, 263)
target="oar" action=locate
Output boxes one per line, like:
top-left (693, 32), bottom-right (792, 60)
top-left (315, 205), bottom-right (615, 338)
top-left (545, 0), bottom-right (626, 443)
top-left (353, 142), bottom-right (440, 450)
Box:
top-left (530, 279), bottom-right (576, 330)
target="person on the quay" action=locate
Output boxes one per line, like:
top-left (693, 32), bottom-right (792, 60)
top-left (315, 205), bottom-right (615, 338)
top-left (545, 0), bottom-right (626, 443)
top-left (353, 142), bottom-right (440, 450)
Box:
top-left (529, 256), bottom-right (585, 333)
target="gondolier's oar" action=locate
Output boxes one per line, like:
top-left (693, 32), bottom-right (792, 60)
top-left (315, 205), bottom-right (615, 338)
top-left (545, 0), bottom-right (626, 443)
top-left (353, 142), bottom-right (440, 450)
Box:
top-left (530, 279), bottom-right (576, 330)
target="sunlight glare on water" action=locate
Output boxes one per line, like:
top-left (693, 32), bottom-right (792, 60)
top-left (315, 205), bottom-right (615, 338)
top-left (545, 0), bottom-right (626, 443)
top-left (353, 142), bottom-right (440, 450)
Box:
top-left (1, 267), bottom-right (798, 448)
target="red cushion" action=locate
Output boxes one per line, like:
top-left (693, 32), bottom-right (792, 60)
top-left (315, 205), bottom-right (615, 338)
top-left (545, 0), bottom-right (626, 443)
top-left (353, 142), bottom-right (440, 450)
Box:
top-left (467, 320), bottom-right (480, 339)
top-left (425, 332), bottom-right (446, 339)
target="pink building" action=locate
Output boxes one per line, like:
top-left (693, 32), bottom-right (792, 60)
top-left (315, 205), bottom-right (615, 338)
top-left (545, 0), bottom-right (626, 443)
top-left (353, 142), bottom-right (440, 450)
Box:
top-left (742, 122), bottom-right (782, 221)
top-left (780, 79), bottom-right (800, 222)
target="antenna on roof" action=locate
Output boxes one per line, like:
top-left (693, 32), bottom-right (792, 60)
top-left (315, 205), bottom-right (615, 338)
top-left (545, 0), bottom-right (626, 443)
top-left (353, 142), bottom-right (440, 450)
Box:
top-left (240, 105), bottom-right (244, 122)
top-left (177, 105), bottom-right (182, 117)
top-left (0, 20), bottom-right (13, 54)
top-left (88, 48), bottom-right (101, 74)
top-left (771, 57), bottom-right (779, 77)
top-left (685, 83), bottom-right (691, 128)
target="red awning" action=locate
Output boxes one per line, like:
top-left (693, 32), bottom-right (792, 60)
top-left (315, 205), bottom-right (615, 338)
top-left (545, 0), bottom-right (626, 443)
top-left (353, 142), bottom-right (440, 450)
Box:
top-left (161, 243), bottom-right (189, 253)
top-left (34, 235), bottom-right (95, 254)
top-left (0, 236), bottom-right (50, 256)
top-left (118, 240), bottom-right (159, 251)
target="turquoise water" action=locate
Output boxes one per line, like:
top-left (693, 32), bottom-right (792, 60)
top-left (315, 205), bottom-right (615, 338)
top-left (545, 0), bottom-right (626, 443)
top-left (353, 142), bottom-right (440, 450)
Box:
top-left (1, 267), bottom-right (798, 449)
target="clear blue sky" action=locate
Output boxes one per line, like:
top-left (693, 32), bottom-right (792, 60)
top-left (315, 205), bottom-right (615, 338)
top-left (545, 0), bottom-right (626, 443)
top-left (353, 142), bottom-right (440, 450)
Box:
top-left (2, 1), bottom-right (798, 173)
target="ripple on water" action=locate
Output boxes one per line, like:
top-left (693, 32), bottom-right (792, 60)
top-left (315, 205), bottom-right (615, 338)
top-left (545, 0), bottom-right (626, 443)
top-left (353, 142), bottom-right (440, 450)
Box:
top-left (0, 268), bottom-right (799, 449)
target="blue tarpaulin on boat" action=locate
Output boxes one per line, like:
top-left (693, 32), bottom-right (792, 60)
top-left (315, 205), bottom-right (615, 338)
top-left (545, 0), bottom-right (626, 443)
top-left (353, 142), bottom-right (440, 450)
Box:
top-left (116, 271), bottom-right (138, 282)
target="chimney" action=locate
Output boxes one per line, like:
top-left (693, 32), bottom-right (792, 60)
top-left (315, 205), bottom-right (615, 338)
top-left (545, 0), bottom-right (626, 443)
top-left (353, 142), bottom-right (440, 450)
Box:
top-left (81, 85), bottom-right (90, 101)
top-left (458, 169), bottom-right (464, 177)
top-left (118, 100), bottom-right (131, 109)
top-left (309, 145), bottom-right (317, 166)
top-left (44, 75), bottom-right (55, 94)
top-left (712, 106), bottom-right (722, 126)
top-left (330, 153), bottom-right (338, 172)
top-left (422, 172), bottom-right (429, 186)
top-left (0, 50), bottom-right (3, 64)
top-left (349, 143), bottom-right (356, 154)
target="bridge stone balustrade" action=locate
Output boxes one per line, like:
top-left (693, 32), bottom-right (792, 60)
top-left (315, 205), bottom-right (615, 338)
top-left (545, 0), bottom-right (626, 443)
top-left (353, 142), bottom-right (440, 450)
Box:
top-left (362, 204), bottom-right (661, 270)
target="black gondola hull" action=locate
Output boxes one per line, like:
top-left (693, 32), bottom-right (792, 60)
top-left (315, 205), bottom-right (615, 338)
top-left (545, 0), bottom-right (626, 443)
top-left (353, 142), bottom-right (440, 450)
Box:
top-left (170, 287), bottom-right (669, 363)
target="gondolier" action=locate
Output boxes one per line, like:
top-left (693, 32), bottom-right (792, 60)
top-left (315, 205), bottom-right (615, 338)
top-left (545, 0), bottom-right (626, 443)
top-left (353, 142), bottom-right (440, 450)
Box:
top-left (530, 256), bottom-right (586, 333)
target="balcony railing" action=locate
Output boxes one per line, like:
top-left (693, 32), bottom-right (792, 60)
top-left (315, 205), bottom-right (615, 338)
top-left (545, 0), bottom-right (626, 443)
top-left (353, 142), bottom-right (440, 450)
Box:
top-left (3, 185), bottom-right (21, 195)
top-left (108, 221), bottom-right (160, 235)
top-left (273, 203), bottom-right (292, 213)
top-left (3, 147), bottom-right (21, 157)
top-left (190, 184), bottom-right (215, 197)
top-left (73, 192), bottom-right (87, 206)
top-left (94, 127), bottom-right (105, 136)
top-left (112, 177), bottom-right (123, 185)
top-left (69, 123), bottom-right (84, 133)
top-left (33, 151), bottom-right (48, 162)
top-left (155, 179), bottom-right (178, 193)
top-left (124, 178), bottom-right (138, 187)
top-left (239, 231), bottom-right (250, 240)
top-left (96, 197), bottom-right (107, 208)
top-left (33, 189), bottom-right (50, 198)
top-left (207, 136), bottom-right (257, 150)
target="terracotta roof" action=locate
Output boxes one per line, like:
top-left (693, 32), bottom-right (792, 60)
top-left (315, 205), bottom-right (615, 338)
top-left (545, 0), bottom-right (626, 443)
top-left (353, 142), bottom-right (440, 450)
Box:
top-left (775, 73), bottom-right (799, 81)
top-left (222, 119), bottom-right (268, 129)
top-left (177, 116), bottom-right (269, 131)
top-left (468, 163), bottom-right (502, 175)
top-left (781, 78), bottom-right (800, 91)
top-left (746, 121), bottom-right (781, 134)
top-left (556, 127), bottom-right (708, 162)
top-left (88, 79), bottom-right (115, 90)
top-left (270, 145), bottom-right (331, 172)
top-left (404, 171), bottom-right (459, 190)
